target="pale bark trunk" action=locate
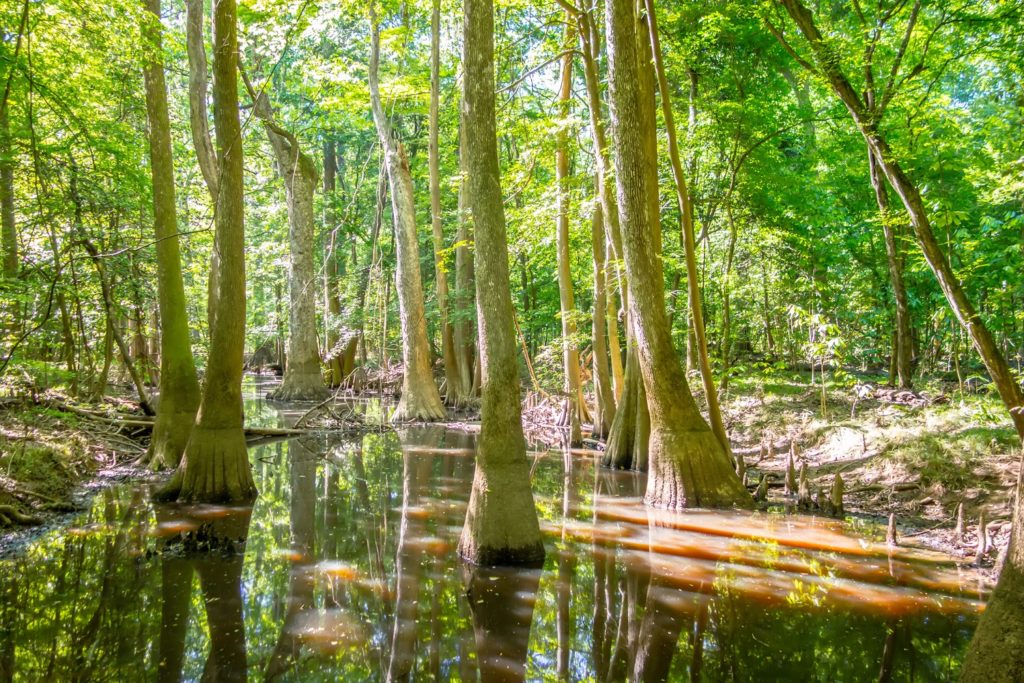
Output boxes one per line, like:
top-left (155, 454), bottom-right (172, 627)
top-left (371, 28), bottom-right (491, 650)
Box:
top-left (453, 137), bottom-right (476, 397)
top-left (430, 0), bottom-right (465, 407)
top-left (246, 78), bottom-right (328, 401)
top-left (141, 0), bottom-right (201, 469)
top-left (868, 146), bottom-right (913, 389)
top-left (184, 0), bottom-right (220, 333)
top-left (158, 0), bottom-right (256, 504)
top-left (369, 3), bottom-right (446, 422)
top-left (458, 0), bottom-right (545, 566)
top-left (323, 140), bottom-right (345, 387)
top-left (590, 191), bottom-right (616, 438)
top-left (644, 5), bottom-right (732, 454)
top-left (554, 24), bottom-right (589, 444)
top-left (605, 0), bottom-right (750, 508)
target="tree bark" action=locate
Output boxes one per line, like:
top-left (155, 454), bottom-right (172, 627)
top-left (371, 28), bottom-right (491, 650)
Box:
top-left (140, 0), bottom-right (202, 469)
top-left (157, 0), bottom-right (256, 504)
top-left (554, 22), bottom-right (590, 445)
top-left (323, 140), bottom-right (345, 387)
top-left (868, 146), bottom-right (913, 389)
top-left (458, 0), bottom-right (545, 566)
top-left (590, 191), bottom-right (615, 438)
top-left (644, 5), bottom-right (731, 454)
top-left (605, 0), bottom-right (751, 508)
top-left (430, 0), bottom-right (466, 407)
top-left (0, 105), bottom-right (16, 282)
top-left (246, 76), bottom-right (328, 401)
top-left (369, 2), bottom-right (446, 422)
top-left (184, 0), bottom-right (220, 333)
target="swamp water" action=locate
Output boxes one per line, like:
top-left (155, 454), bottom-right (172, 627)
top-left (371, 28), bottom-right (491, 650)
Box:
top-left (0, 382), bottom-right (985, 681)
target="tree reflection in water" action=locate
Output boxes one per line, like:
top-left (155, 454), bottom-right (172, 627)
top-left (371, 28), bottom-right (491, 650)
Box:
top-left (0, 405), bottom-right (988, 681)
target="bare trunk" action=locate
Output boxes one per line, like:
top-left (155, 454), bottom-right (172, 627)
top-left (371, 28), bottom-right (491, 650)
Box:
top-left (644, 3), bottom-right (731, 454)
top-left (158, 0), bottom-right (256, 504)
top-left (0, 105), bottom-right (16, 281)
top-left (246, 76), bottom-right (328, 401)
top-left (868, 146), bottom-right (913, 390)
top-left (458, 0), bottom-right (545, 566)
top-left (141, 0), bottom-right (202, 469)
top-left (184, 0), bottom-right (220, 333)
top-left (368, 4), bottom-right (445, 422)
top-left (590, 191), bottom-right (616, 438)
top-left (323, 140), bottom-right (345, 387)
top-left (555, 24), bottom-right (589, 444)
top-left (605, 0), bottom-right (750, 508)
top-left (430, 0), bottom-right (465, 407)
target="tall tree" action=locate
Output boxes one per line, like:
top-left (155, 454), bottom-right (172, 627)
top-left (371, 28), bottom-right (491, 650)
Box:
top-left (554, 23), bottom-right (590, 445)
top-left (368, 1), bottom-right (446, 422)
top-left (430, 0), bottom-right (467, 406)
top-left (458, 0), bottom-right (545, 566)
top-left (605, 0), bottom-right (751, 508)
top-left (158, 0), bottom-right (256, 503)
top-left (245, 73), bottom-right (329, 402)
top-left (140, 0), bottom-right (201, 469)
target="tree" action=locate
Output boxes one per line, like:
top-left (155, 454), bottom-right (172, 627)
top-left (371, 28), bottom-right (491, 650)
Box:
top-left (605, 0), bottom-right (751, 508)
top-left (245, 72), bottom-right (329, 402)
top-left (457, 0), bottom-right (545, 566)
top-left (368, 0), bottom-right (446, 423)
top-left (140, 0), bottom-right (201, 469)
top-left (429, 0), bottom-right (467, 407)
top-left (157, 0), bottom-right (256, 504)
top-left (554, 22), bottom-right (590, 446)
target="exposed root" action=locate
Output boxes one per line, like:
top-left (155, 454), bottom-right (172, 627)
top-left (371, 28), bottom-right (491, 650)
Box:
top-left (266, 376), bottom-right (331, 402)
top-left (0, 505), bottom-right (41, 526)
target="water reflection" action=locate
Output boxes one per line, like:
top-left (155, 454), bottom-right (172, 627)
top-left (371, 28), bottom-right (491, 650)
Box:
top-left (0, 399), bottom-right (985, 681)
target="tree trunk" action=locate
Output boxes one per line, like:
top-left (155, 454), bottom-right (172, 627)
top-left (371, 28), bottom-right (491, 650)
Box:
top-left (184, 0), bottom-right (220, 333)
top-left (644, 3), bottom-right (732, 454)
top-left (572, 3), bottom-right (624, 403)
top-left (368, 3), bottom-right (446, 422)
top-left (430, 0), bottom-right (465, 407)
top-left (605, 0), bottom-right (750, 508)
top-left (140, 0), bottom-right (202, 469)
top-left (868, 146), bottom-right (913, 390)
top-left (247, 78), bottom-right (329, 402)
top-left (158, 0), bottom-right (256, 504)
top-left (453, 120), bottom-right (476, 397)
top-left (80, 236), bottom-right (155, 416)
top-left (590, 190), bottom-right (616, 438)
top-left (458, 0), bottom-right (545, 566)
top-left (554, 23), bottom-right (589, 445)
top-left (323, 140), bottom-right (345, 387)
top-left (0, 105), bottom-right (16, 282)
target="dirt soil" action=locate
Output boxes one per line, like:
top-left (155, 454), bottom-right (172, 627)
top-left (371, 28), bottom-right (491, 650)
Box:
top-left (0, 394), bottom-right (151, 556)
top-left (720, 372), bottom-right (1020, 583)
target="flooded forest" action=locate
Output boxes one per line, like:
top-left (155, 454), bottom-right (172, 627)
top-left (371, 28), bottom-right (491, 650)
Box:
top-left (1, 0), bottom-right (1023, 680)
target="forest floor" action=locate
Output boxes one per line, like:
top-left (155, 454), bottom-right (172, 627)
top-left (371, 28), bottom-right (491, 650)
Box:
top-left (0, 396), bottom-right (149, 556)
top-left (718, 369), bottom-right (1020, 581)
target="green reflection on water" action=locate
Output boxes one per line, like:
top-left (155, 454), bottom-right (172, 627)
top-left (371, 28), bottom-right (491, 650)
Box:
top-left (0, 404), bottom-right (982, 682)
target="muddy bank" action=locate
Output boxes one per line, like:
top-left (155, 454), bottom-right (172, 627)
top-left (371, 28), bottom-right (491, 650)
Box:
top-left (0, 395), bottom-right (153, 556)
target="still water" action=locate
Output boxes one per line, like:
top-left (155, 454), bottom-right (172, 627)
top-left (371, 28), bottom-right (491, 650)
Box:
top-left (0, 383), bottom-right (984, 681)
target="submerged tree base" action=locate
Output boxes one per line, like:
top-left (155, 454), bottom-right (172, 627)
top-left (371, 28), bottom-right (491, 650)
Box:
top-left (392, 390), bottom-right (446, 423)
top-left (267, 375), bottom-right (330, 402)
top-left (645, 427), bottom-right (754, 510)
top-left (155, 426), bottom-right (257, 504)
top-left (458, 462), bottom-right (546, 567)
top-left (143, 408), bottom-right (197, 471)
